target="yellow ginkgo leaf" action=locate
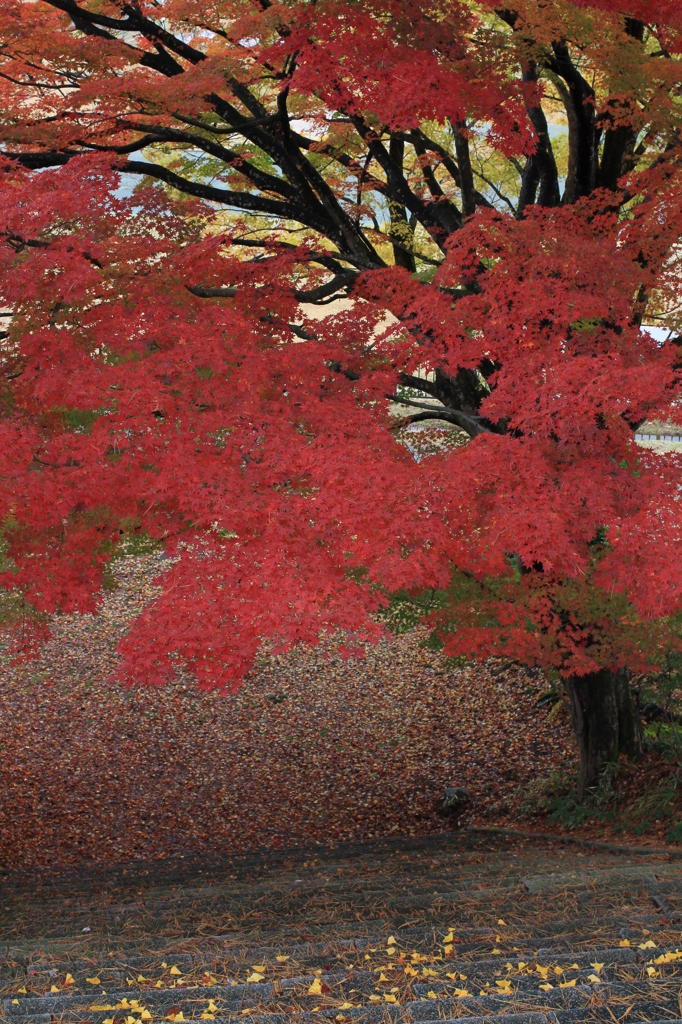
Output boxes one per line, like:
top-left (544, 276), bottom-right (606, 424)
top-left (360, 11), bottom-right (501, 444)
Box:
top-left (207, 1001), bottom-right (218, 1013)
top-left (378, 973), bottom-right (389, 983)
top-left (368, 995), bottom-right (381, 1003)
top-left (155, 981), bottom-right (163, 989)
top-left (491, 949), bottom-right (501, 955)
top-left (169, 967), bottom-right (182, 977)
top-left (539, 983), bottom-right (553, 992)
top-left (103, 1017), bottom-right (114, 1024)
top-left (443, 944), bottom-right (453, 954)
top-left (65, 974), bottom-right (76, 986)
top-left (161, 964), bottom-right (168, 969)
top-left (200, 1015), bottom-right (215, 1021)
top-left (90, 1005), bottom-right (114, 1012)
top-left (126, 1015), bottom-right (136, 1024)
top-left (427, 990), bottom-right (438, 999)
top-left (587, 974), bottom-right (601, 984)
top-left (620, 939), bottom-right (630, 947)
top-left (141, 1011), bottom-right (152, 1020)
top-left (129, 999), bottom-right (140, 1009)
top-left (252, 966), bottom-right (266, 972)
top-left (387, 936), bottom-right (396, 945)
top-left (443, 933), bottom-right (454, 944)
top-left (168, 1013), bottom-right (184, 1022)
top-left (647, 966), bottom-right (658, 977)
top-left (559, 980), bottom-right (576, 989)
top-left (51, 985), bottom-right (60, 994)
top-left (338, 1002), bottom-right (353, 1009)
top-left (386, 948), bottom-right (396, 957)
top-left (553, 967), bottom-right (564, 976)
top-left (276, 956), bottom-right (289, 963)
top-left (12, 1000), bottom-right (19, 1006)
top-left (87, 978), bottom-right (101, 986)
top-left (517, 963), bottom-right (527, 971)
top-left (639, 940), bottom-right (657, 950)
top-left (138, 975), bottom-right (150, 983)
top-left (454, 989), bottom-right (469, 998)
top-left (535, 966), bottom-right (549, 979)
top-left (421, 967), bottom-right (438, 978)
top-left (591, 962), bottom-right (604, 972)
top-left (497, 920), bottom-right (506, 927)
top-left (384, 994), bottom-right (397, 1003)
top-left (404, 967), bottom-right (418, 977)
top-left (247, 972), bottom-right (264, 984)
top-left (308, 979), bottom-right (322, 996)
top-left (568, 964), bottom-right (580, 971)
top-left (17, 987), bottom-right (27, 995)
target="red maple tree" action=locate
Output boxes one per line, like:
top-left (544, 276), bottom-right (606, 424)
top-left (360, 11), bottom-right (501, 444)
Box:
top-left (1, 0), bottom-right (681, 799)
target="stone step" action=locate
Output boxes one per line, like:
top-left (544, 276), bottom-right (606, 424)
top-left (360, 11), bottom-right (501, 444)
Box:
top-left (8, 874), bottom-right (677, 921)
top-left (3, 945), bottom-right (679, 1021)
top-left (3, 837), bottom-right (682, 1024)
top-left (5, 974), bottom-right (682, 1024)
top-left (402, 1016), bottom-right (548, 1024)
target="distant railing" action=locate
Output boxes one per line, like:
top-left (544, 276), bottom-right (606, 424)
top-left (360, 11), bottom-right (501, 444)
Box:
top-left (635, 432), bottom-right (682, 442)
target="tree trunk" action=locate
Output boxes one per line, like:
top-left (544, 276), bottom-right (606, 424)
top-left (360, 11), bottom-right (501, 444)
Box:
top-left (388, 135), bottom-right (417, 272)
top-left (564, 668), bottom-right (642, 803)
top-left (453, 119), bottom-right (477, 220)
top-left (517, 63), bottom-right (561, 216)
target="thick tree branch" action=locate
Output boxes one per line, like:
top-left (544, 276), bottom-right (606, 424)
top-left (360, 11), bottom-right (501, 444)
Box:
top-left (187, 271), bottom-right (359, 305)
top-left (207, 91), bottom-right (383, 268)
top-left (388, 135), bottom-right (416, 272)
top-left (399, 373), bottom-right (441, 399)
top-left (124, 159), bottom-right (302, 216)
top-left (452, 120), bottom-right (477, 220)
top-left (400, 130), bottom-right (494, 210)
top-left (42, 0), bottom-right (207, 66)
top-left (123, 124), bottom-right (301, 200)
top-left (351, 116), bottom-right (459, 247)
top-left (517, 63), bottom-right (560, 216)
top-left (547, 44), bottom-right (597, 201)
top-left (388, 395), bottom-right (490, 437)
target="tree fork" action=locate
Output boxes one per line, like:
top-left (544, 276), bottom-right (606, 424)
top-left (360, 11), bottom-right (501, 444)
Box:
top-left (564, 668), bottom-right (643, 803)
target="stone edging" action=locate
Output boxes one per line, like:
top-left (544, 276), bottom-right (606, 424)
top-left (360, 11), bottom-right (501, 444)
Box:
top-left (468, 824), bottom-right (682, 858)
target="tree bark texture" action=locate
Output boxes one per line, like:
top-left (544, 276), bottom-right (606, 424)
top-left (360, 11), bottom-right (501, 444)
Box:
top-left (453, 120), bottom-right (477, 221)
top-left (564, 668), bottom-right (642, 802)
top-left (388, 135), bottom-right (417, 272)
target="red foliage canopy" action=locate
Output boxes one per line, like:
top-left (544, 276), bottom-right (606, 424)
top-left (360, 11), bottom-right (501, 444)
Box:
top-left (0, 0), bottom-right (681, 689)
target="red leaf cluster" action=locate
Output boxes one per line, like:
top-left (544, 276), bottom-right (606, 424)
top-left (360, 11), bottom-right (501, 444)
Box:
top-left (1, 0), bottom-right (681, 689)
